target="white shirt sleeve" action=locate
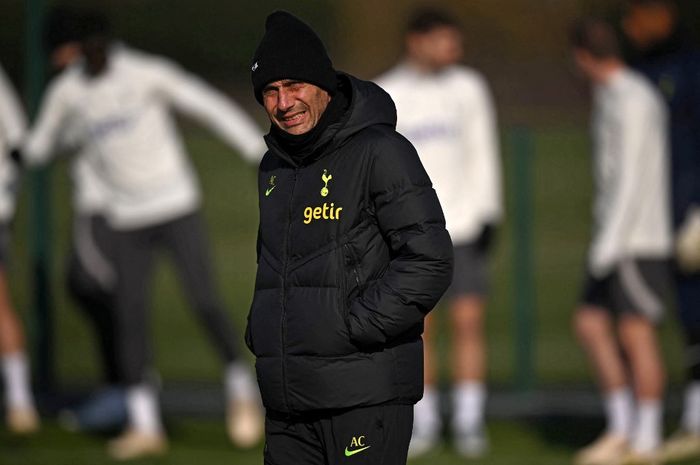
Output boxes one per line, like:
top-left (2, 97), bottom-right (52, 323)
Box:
top-left (589, 95), bottom-right (656, 275)
top-left (154, 61), bottom-right (266, 164)
top-left (466, 76), bottom-right (502, 225)
top-left (0, 64), bottom-right (27, 149)
top-left (23, 77), bottom-right (73, 167)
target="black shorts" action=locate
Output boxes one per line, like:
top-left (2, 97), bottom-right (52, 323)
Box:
top-left (264, 404), bottom-right (413, 465)
top-left (579, 258), bottom-right (671, 324)
top-left (446, 241), bottom-right (489, 298)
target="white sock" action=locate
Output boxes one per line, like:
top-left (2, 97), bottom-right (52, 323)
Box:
top-left (604, 388), bottom-right (633, 439)
top-left (452, 381), bottom-right (486, 434)
top-left (1, 352), bottom-right (35, 410)
top-left (225, 361), bottom-right (258, 402)
top-left (414, 385), bottom-right (441, 437)
top-left (681, 382), bottom-right (700, 434)
top-left (126, 384), bottom-right (163, 435)
top-left (632, 400), bottom-right (663, 453)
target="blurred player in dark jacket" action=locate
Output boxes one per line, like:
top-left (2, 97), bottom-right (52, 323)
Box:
top-left (623, 1), bottom-right (700, 461)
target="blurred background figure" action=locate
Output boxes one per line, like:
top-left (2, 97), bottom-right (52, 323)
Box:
top-left (41, 5), bottom-right (128, 435)
top-left (19, 10), bottom-right (266, 460)
top-left (0, 62), bottom-right (40, 435)
top-left (570, 18), bottom-right (672, 465)
top-left (44, 6), bottom-right (84, 72)
top-left (622, 1), bottom-right (700, 461)
top-left (376, 7), bottom-right (502, 459)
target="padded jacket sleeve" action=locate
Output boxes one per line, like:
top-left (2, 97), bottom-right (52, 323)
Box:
top-left (347, 130), bottom-right (453, 348)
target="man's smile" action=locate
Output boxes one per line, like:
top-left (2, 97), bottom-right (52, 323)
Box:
top-left (279, 111), bottom-right (306, 127)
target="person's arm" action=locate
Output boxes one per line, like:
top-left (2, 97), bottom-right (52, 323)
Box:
top-left (691, 54), bottom-right (700, 207)
top-left (347, 132), bottom-right (453, 348)
top-left (0, 65), bottom-right (27, 150)
top-left (155, 60), bottom-right (266, 164)
top-left (589, 94), bottom-right (659, 276)
top-left (466, 74), bottom-right (503, 229)
top-left (22, 78), bottom-right (72, 167)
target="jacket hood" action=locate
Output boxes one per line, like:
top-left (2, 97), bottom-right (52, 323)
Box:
top-left (265, 72), bottom-right (397, 166)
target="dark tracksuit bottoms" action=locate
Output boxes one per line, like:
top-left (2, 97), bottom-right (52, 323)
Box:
top-left (264, 404), bottom-right (413, 465)
top-left (67, 214), bottom-right (121, 384)
top-left (113, 211), bottom-right (240, 385)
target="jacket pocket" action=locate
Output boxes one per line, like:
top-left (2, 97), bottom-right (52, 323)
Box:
top-left (340, 243), bottom-right (364, 310)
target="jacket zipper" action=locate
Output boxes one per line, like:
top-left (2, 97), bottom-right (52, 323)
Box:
top-left (280, 168), bottom-right (298, 414)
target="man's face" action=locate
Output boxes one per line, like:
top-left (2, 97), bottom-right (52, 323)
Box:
top-left (51, 42), bottom-right (81, 71)
top-left (407, 25), bottom-right (464, 71)
top-left (262, 80), bottom-right (331, 135)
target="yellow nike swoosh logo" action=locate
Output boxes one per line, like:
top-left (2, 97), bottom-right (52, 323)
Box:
top-left (265, 186), bottom-right (276, 196)
top-left (344, 445), bottom-right (371, 457)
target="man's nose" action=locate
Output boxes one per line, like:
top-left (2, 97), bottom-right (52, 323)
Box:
top-left (277, 88), bottom-right (294, 111)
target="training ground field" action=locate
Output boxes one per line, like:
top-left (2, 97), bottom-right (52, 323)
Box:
top-left (1, 419), bottom-right (697, 465)
top-left (1, 125), bottom-right (690, 464)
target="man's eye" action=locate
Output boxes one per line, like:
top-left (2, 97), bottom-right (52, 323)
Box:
top-left (263, 89), bottom-right (277, 97)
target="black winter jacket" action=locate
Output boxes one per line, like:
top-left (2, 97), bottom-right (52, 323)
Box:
top-left (245, 73), bottom-right (453, 415)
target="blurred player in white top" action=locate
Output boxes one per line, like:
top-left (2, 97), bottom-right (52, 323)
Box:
top-left (0, 63), bottom-right (40, 435)
top-left (21, 12), bottom-right (265, 460)
top-left (570, 18), bottom-right (672, 465)
top-left (36, 6), bottom-right (129, 434)
top-left (376, 8), bottom-right (502, 459)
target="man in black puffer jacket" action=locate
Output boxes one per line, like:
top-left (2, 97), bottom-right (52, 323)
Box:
top-left (246, 11), bottom-right (453, 465)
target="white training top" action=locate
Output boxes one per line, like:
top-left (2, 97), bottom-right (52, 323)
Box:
top-left (376, 63), bottom-right (503, 245)
top-left (50, 113), bottom-right (109, 216)
top-left (0, 63), bottom-right (26, 221)
top-left (24, 45), bottom-right (266, 229)
top-left (71, 153), bottom-right (110, 215)
top-left (588, 67), bottom-right (672, 276)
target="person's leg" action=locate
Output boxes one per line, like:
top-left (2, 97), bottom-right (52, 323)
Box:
top-left (0, 221), bottom-right (39, 434)
top-left (107, 226), bottom-right (167, 460)
top-left (66, 215), bottom-right (120, 385)
top-left (575, 306), bottom-right (633, 437)
top-left (161, 212), bottom-right (240, 362)
top-left (318, 404), bottom-right (413, 465)
top-left (450, 294), bottom-right (488, 456)
top-left (660, 270), bottom-right (700, 462)
top-left (448, 242), bottom-right (490, 457)
top-left (161, 212), bottom-right (261, 446)
top-left (614, 258), bottom-right (669, 461)
top-left (573, 305), bottom-right (633, 465)
top-left (63, 216), bottom-right (127, 433)
top-left (264, 412), bottom-right (326, 465)
top-left (0, 267), bottom-right (39, 434)
top-left (677, 272), bottom-right (700, 435)
top-left (0, 272), bottom-right (23, 355)
top-left (618, 315), bottom-right (665, 455)
top-left (451, 295), bottom-right (486, 383)
top-left (409, 310), bottom-right (441, 457)
top-left (67, 255), bottom-right (120, 383)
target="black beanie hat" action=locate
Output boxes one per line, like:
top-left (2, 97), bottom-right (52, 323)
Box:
top-left (251, 11), bottom-right (336, 104)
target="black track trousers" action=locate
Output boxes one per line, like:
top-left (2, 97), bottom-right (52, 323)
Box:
top-left (264, 404), bottom-right (413, 465)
